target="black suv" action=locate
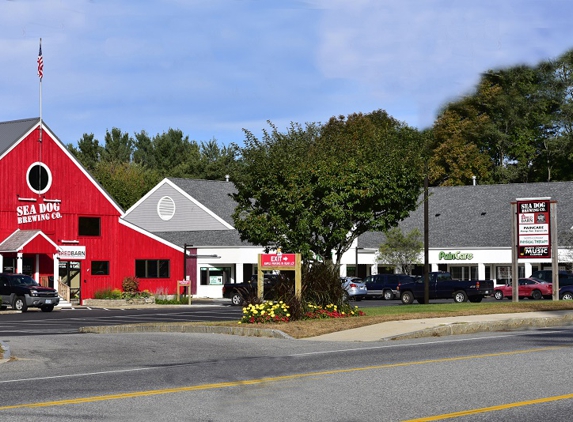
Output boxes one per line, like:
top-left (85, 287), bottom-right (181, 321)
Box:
top-left (0, 273), bottom-right (60, 312)
top-left (363, 273), bottom-right (415, 300)
top-left (530, 270), bottom-right (573, 286)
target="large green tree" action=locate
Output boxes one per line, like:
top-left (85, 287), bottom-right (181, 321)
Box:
top-left (66, 133), bottom-right (102, 171)
top-left (431, 55), bottom-right (565, 185)
top-left (231, 110), bottom-right (425, 264)
top-left (91, 161), bottom-right (160, 210)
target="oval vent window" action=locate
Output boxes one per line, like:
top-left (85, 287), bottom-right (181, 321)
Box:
top-left (157, 196), bottom-right (176, 221)
top-left (27, 162), bottom-right (52, 194)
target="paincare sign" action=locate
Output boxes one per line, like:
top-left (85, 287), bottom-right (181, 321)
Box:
top-left (517, 199), bottom-right (551, 259)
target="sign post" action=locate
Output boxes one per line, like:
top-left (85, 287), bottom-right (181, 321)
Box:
top-left (177, 278), bottom-right (192, 305)
top-left (257, 251), bottom-right (302, 301)
top-left (514, 197), bottom-right (558, 301)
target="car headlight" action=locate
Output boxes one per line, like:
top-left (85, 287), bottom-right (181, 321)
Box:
top-left (30, 290), bottom-right (38, 297)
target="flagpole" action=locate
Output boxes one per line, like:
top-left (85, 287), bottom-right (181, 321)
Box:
top-left (38, 38), bottom-right (43, 144)
top-left (37, 38), bottom-right (43, 196)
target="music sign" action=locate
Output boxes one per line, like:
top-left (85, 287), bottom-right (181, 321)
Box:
top-left (260, 253), bottom-right (297, 268)
top-left (517, 199), bottom-right (551, 259)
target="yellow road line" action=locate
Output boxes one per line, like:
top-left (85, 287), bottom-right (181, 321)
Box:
top-left (403, 392), bottom-right (573, 421)
top-left (0, 345), bottom-right (566, 411)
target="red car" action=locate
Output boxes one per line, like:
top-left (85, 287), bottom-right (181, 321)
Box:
top-left (494, 278), bottom-right (552, 300)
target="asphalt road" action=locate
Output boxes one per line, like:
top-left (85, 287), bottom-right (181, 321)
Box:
top-left (0, 304), bottom-right (244, 337)
top-left (1, 325), bottom-right (573, 421)
top-left (0, 296), bottom-right (502, 337)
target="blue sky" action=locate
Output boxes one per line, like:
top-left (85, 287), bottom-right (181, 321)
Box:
top-left (1, 0), bottom-right (572, 147)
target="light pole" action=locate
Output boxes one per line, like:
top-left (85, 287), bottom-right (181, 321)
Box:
top-left (355, 247), bottom-right (364, 277)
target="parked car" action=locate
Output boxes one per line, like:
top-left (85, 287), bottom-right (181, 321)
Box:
top-left (363, 274), bottom-right (415, 300)
top-left (493, 278), bottom-right (552, 300)
top-left (0, 273), bottom-right (60, 312)
top-left (222, 274), bottom-right (292, 306)
top-left (530, 270), bottom-right (573, 286)
top-left (559, 284), bottom-right (573, 300)
top-left (397, 272), bottom-right (493, 304)
top-left (340, 277), bottom-right (367, 301)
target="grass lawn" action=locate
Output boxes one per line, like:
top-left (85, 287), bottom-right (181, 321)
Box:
top-left (211, 300), bottom-right (573, 339)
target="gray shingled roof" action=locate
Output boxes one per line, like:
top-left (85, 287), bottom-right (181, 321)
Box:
top-left (0, 117), bottom-right (39, 156)
top-left (152, 230), bottom-right (256, 248)
top-left (359, 181), bottom-right (573, 249)
top-left (167, 178), bottom-right (237, 225)
top-left (158, 179), bottom-right (573, 251)
top-left (0, 229), bottom-right (58, 252)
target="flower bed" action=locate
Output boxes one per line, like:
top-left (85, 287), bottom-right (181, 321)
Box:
top-left (239, 301), bottom-right (364, 324)
top-left (83, 297), bottom-right (156, 307)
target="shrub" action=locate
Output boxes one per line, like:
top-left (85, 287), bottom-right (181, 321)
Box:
top-left (122, 276), bottom-right (140, 294)
top-left (94, 288), bottom-right (114, 299)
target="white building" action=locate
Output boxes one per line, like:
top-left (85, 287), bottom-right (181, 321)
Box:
top-left (123, 178), bottom-right (573, 297)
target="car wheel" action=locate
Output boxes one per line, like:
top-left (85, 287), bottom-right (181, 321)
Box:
top-left (230, 293), bottom-right (244, 306)
top-left (400, 291), bottom-right (414, 305)
top-left (453, 290), bottom-right (468, 303)
top-left (562, 292), bottom-right (573, 300)
top-left (531, 290), bottom-right (542, 300)
top-left (383, 290), bottom-right (394, 300)
top-left (13, 296), bottom-right (28, 312)
top-left (355, 296), bottom-right (363, 302)
top-left (494, 290), bottom-right (504, 300)
top-left (41, 305), bottom-right (54, 312)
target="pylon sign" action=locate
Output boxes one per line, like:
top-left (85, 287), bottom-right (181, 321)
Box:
top-left (517, 199), bottom-right (551, 259)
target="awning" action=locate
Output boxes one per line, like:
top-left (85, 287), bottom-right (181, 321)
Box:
top-left (0, 229), bottom-right (59, 253)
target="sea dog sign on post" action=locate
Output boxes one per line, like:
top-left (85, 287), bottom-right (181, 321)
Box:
top-left (512, 197), bottom-right (559, 301)
top-left (516, 199), bottom-right (551, 259)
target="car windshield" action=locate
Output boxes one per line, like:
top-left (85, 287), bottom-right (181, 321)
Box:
top-left (11, 275), bottom-right (39, 286)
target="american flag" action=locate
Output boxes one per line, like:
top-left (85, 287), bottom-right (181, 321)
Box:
top-left (37, 40), bottom-right (43, 80)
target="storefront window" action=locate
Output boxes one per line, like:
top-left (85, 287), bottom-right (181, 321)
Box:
top-left (496, 265), bottom-right (525, 285)
top-left (450, 266), bottom-right (477, 281)
top-left (200, 267), bottom-right (231, 285)
top-left (135, 259), bottom-right (170, 278)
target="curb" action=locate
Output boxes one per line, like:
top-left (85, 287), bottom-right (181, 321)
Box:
top-left (386, 314), bottom-right (573, 341)
top-left (79, 323), bottom-right (294, 339)
top-left (0, 340), bottom-right (10, 362)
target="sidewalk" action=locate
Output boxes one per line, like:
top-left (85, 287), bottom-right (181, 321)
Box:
top-left (303, 310), bottom-right (573, 342)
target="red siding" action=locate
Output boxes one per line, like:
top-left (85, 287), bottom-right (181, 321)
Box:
top-left (0, 124), bottom-right (183, 300)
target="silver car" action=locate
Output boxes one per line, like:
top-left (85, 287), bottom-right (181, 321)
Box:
top-left (340, 277), bottom-right (367, 301)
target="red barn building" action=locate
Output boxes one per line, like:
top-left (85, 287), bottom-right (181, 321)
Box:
top-left (0, 118), bottom-right (187, 304)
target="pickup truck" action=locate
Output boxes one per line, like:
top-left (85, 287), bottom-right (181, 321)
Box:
top-left (0, 273), bottom-right (60, 312)
top-left (222, 274), bottom-right (290, 306)
top-left (396, 271), bottom-right (494, 304)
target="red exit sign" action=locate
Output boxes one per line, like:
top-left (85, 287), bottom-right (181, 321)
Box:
top-left (260, 253), bottom-right (296, 267)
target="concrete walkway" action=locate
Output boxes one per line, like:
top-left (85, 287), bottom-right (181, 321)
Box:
top-left (303, 310), bottom-right (573, 342)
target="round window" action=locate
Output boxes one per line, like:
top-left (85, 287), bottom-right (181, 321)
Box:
top-left (157, 196), bottom-right (176, 221)
top-left (26, 162), bottom-right (52, 194)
